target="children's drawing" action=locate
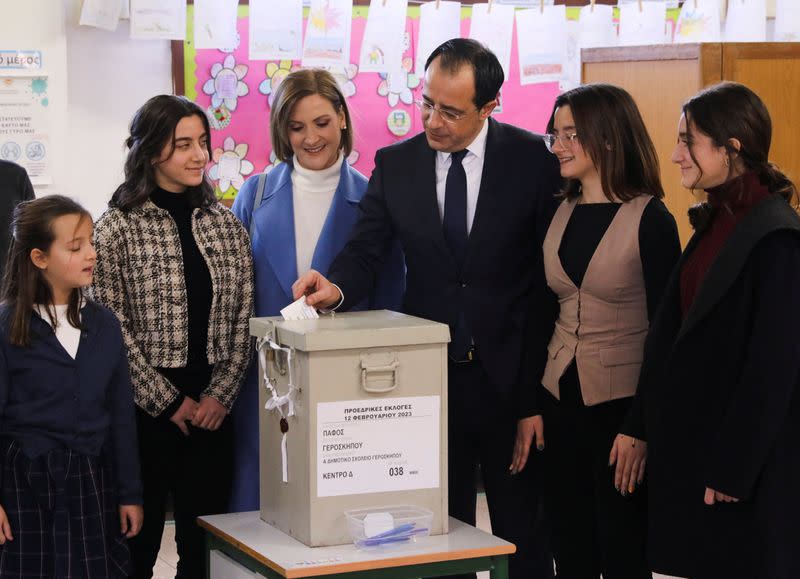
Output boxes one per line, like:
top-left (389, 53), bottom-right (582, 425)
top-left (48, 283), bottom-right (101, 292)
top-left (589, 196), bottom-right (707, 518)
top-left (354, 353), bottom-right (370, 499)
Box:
top-left (207, 104), bottom-right (232, 130)
top-left (209, 136), bottom-right (256, 198)
top-left (359, 0), bottom-right (408, 73)
top-left (203, 54), bottom-right (250, 112)
top-left (302, 0), bottom-right (353, 67)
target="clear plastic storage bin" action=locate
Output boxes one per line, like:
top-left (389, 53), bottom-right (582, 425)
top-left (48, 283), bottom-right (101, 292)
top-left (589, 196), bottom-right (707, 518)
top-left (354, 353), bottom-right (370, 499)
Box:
top-left (345, 505), bottom-right (434, 548)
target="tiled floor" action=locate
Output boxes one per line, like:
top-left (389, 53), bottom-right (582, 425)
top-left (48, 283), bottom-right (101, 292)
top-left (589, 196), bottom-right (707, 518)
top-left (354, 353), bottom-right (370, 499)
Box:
top-left (152, 497), bottom-right (680, 579)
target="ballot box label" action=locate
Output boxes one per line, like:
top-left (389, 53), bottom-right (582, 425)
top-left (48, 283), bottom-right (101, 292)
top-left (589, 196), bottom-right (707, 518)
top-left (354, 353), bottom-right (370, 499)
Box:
top-left (316, 395), bottom-right (440, 497)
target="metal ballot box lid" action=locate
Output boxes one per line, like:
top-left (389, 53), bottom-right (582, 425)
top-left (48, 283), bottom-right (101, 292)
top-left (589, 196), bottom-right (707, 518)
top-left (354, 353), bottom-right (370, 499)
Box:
top-left (249, 310), bottom-right (451, 351)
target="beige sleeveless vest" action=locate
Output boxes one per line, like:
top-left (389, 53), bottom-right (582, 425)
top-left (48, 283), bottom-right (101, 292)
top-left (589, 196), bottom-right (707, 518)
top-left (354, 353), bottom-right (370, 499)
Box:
top-left (541, 195), bottom-right (652, 406)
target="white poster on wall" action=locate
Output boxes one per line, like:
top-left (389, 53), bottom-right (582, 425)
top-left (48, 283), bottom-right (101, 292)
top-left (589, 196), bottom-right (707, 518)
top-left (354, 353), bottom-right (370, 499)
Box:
top-left (303, 0), bottom-right (354, 67)
top-left (725, 0), bottom-right (767, 41)
top-left (675, 0), bottom-right (722, 42)
top-left (79, 0), bottom-right (123, 31)
top-left (249, 0), bottom-right (303, 61)
top-left (316, 396), bottom-right (440, 498)
top-left (416, 1), bottom-right (462, 77)
top-left (0, 76), bottom-right (52, 185)
top-left (130, 0), bottom-right (186, 40)
top-left (194, 0), bottom-right (239, 50)
top-left (515, 5), bottom-right (568, 86)
top-left (577, 4), bottom-right (616, 49)
top-left (469, 3), bottom-right (515, 80)
top-left (359, 0), bottom-right (409, 73)
top-left (774, 0), bottom-right (800, 41)
top-left (618, 1), bottom-right (668, 46)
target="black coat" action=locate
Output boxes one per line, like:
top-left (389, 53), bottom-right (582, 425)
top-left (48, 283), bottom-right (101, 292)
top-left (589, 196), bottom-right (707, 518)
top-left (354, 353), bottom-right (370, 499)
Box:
top-left (626, 194), bottom-right (800, 578)
top-left (328, 118), bottom-right (561, 416)
top-left (0, 161), bottom-right (35, 280)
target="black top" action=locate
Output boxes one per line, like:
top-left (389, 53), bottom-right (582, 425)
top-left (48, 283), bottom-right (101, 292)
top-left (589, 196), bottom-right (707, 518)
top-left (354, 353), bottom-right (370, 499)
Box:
top-left (558, 198), bottom-right (680, 322)
top-left (150, 187), bottom-right (214, 408)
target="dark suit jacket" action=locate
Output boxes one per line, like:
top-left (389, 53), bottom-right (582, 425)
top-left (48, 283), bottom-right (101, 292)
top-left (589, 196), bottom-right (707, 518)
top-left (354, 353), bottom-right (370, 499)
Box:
top-left (0, 161), bottom-right (35, 280)
top-left (328, 118), bottom-right (561, 417)
top-left (625, 194), bottom-right (800, 579)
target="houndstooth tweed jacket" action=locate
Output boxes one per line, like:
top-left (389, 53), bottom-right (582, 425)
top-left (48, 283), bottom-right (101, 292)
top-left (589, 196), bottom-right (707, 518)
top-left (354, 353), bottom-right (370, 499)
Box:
top-left (92, 199), bottom-right (254, 417)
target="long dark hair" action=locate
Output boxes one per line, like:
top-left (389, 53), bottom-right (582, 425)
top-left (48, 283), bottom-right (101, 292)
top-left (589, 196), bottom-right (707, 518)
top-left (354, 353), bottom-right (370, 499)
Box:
top-left (111, 95), bottom-right (216, 211)
top-left (546, 83), bottom-right (664, 202)
top-left (683, 82), bottom-right (798, 228)
top-left (1, 196), bottom-right (91, 347)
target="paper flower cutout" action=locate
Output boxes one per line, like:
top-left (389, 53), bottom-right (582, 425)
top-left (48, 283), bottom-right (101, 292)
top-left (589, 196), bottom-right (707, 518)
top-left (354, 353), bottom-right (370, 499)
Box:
top-left (324, 63), bottom-right (358, 98)
top-left (264, 150), bottom-right (282, 173)
top-left (203, 54), bottom-right (249, 112)
top-left (377, 57), bottom-right (420, 107)
top-left (209, 137), bottom-right (255, 197)
top-left (259, 60), bottom-right (299, 108)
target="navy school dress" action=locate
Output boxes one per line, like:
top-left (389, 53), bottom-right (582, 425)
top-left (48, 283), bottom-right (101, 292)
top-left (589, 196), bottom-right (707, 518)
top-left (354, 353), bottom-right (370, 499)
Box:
top-left (0, 301), bottom-right (142, 579)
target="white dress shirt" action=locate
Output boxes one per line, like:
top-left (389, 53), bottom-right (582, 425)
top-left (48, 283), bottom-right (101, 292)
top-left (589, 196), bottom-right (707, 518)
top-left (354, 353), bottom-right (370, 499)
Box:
top-left (435, 119), bottom-right (489, 234)
top-left (35, 303), bottom-right (81, 359)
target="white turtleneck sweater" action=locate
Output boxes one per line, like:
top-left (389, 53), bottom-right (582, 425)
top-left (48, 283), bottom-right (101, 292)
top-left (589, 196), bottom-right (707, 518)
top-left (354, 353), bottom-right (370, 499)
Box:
top-left (291, 153), bottom-right (344, 276)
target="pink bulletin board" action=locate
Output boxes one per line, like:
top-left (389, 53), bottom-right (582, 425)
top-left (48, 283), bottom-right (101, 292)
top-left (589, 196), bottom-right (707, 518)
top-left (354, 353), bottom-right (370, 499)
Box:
top-left (181, 5), bottom-right (563, 201)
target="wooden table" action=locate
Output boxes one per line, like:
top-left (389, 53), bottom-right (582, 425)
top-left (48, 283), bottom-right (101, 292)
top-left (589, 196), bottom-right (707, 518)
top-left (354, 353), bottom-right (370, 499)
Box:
top-left (199, 512), bottom-right (515, 579)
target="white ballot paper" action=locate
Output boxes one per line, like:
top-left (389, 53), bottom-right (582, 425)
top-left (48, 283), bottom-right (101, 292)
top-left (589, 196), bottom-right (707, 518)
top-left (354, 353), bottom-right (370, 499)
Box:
top-left (281, 296), bottom-right (320, 321)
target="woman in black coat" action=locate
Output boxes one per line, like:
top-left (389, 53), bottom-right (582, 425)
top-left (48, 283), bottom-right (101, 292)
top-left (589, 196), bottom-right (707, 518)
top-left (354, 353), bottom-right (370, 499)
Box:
top-left (619, 82), bottom-right (800, 579)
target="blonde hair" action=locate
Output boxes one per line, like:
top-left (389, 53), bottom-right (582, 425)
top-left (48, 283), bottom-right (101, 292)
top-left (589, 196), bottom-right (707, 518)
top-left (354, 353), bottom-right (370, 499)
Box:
top-left (270, 69), bottom-right (353, 162)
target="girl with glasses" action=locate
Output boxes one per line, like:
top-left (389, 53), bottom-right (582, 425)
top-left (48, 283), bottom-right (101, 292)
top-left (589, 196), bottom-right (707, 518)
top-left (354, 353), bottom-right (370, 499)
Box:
top-left (540, 83), bottom-right (680, 579)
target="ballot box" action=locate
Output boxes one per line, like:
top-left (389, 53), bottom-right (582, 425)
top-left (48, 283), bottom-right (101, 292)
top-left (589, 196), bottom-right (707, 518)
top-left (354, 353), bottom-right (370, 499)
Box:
top-left (250, 310), bottom-right (450, 547)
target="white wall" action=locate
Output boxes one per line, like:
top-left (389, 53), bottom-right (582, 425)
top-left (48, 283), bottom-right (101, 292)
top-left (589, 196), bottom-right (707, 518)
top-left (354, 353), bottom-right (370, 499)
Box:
top-left (0, 0), bottom-right (69, 200)
top-left (64, 0), bottom-right (173, 217)
top-left (0, 0), bottom-right (174, 218)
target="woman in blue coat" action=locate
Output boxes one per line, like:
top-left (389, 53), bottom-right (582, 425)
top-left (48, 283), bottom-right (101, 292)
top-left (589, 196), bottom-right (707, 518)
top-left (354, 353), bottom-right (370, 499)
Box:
top-left (230, 69), bottom-right (405, 512)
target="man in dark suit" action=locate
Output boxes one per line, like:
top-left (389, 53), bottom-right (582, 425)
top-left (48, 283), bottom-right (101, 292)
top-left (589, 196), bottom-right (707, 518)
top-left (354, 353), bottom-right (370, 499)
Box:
top-left (294, 39), bottom-right (560, 578)
top-left (0, 160), bottom-right (35, 280)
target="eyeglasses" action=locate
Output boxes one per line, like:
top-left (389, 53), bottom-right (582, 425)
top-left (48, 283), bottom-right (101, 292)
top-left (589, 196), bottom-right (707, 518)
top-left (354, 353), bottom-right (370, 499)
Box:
top-left (413, 100), bottom-right (475, 124)
top-left (543, 133), bottom-right (580, 154)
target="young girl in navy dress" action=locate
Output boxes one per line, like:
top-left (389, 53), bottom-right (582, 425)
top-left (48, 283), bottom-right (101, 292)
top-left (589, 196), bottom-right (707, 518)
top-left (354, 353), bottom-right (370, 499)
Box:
top-left (0, 195), bottom-right (142, 578)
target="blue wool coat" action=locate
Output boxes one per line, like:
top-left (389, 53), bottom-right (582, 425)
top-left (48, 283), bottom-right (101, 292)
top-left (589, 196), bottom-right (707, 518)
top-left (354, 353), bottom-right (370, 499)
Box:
top-left (228, 159), bottom-right (405, 512)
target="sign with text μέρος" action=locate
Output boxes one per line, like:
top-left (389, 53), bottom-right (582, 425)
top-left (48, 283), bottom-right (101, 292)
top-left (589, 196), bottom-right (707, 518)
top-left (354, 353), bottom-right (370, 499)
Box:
top-left (0, 51), bottom-right (42, 70)
top-left (316, 395), bottom-right (440, 497)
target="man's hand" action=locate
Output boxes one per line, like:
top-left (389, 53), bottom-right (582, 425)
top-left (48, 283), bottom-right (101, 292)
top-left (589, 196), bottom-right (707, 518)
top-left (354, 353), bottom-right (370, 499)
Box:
top-left (609, 434), bottom-right (647, 495)
top-left (0, 505), bottom-right (13, 544)
top-left (119, 504), bottom-right (144, 538)
top-left (509, 415), bottom-right (545, 475)
top-left (704, 487), bottom-right (740, 505)
top-left (292, 270), bottom-right (342, 309)
top-left (191, 395), bottom-right (228, 431)
top-left (169, 396), bottom-right (198, 436)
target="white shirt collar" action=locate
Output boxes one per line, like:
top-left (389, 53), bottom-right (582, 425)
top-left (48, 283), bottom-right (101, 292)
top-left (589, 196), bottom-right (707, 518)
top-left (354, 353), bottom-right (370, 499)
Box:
top-left (437, 119), bottom-right (489, 164)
